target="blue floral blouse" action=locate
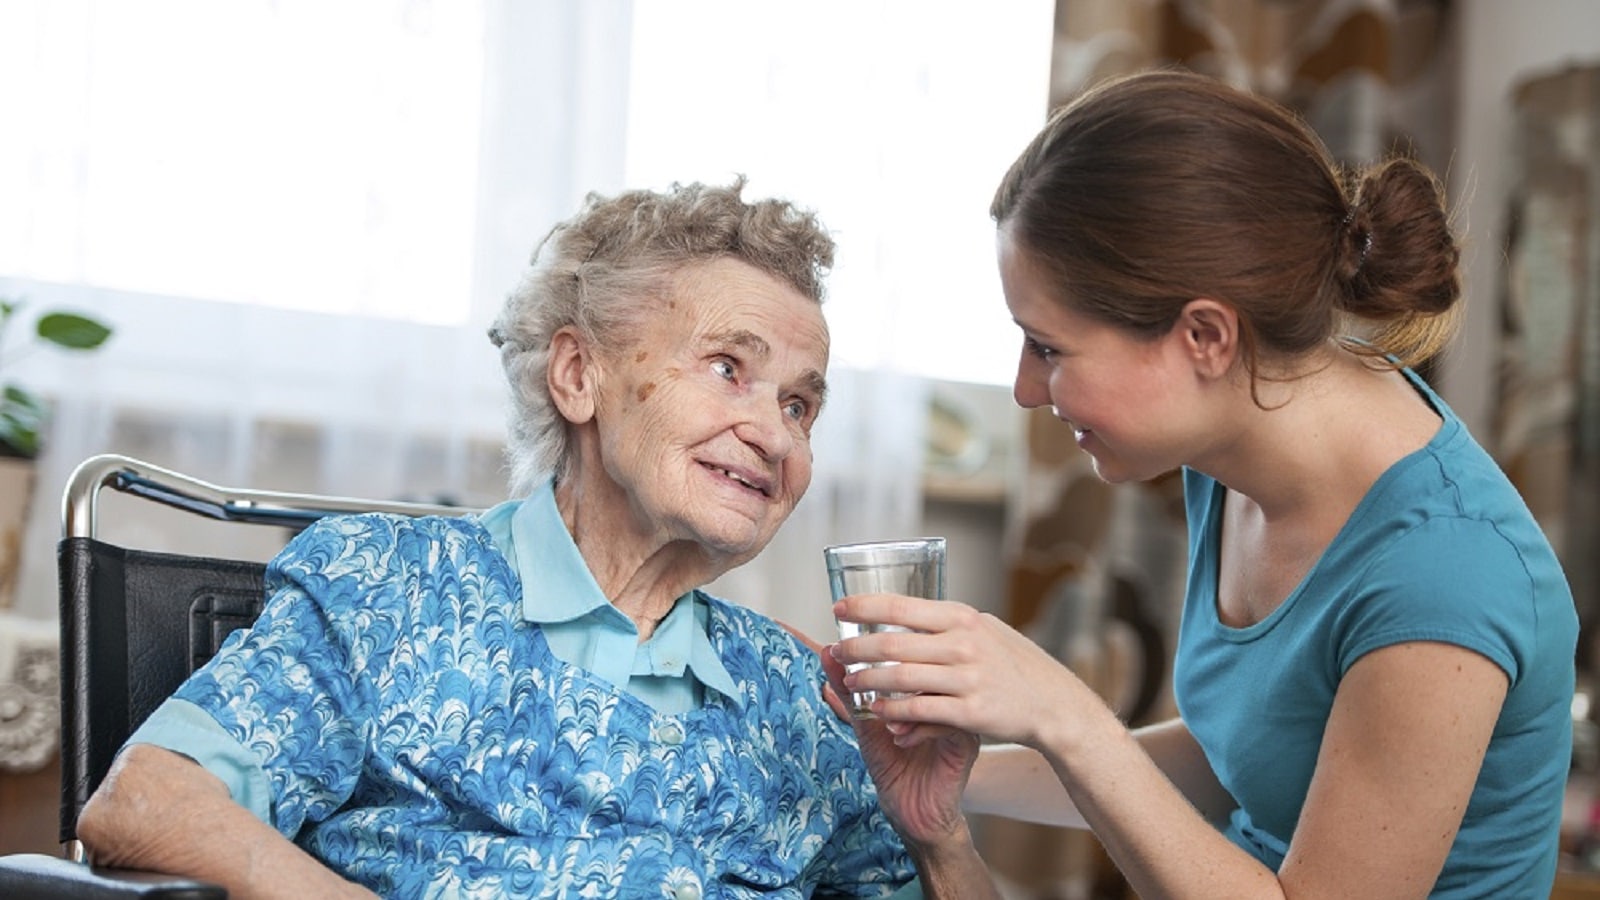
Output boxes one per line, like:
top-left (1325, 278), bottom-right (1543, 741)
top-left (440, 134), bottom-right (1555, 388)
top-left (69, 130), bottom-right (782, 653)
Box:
top-left (155, 509), bottom-right (915, 898)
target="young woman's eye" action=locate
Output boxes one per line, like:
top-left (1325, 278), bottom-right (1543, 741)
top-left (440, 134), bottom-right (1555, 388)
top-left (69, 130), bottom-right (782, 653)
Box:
top-left (1024, 336), bottom-right (1058, 361)
top-left (711, 358), bottom-right (736, 381)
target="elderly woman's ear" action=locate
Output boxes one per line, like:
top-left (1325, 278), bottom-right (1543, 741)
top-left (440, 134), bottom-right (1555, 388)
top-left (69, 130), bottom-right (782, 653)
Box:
top-left (546, 326), bottom-right (598, 425)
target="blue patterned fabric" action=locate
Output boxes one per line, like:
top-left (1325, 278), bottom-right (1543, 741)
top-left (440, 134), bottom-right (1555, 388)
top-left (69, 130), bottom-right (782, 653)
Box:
top-left (476, 488), bottom-right (737, 715)
top-left (167, 511), bottom-right (914, 898)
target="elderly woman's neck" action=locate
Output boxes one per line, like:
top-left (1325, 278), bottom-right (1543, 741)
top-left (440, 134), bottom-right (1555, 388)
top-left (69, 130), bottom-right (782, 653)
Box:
top-left (552, 476), bottom-right (711, 641)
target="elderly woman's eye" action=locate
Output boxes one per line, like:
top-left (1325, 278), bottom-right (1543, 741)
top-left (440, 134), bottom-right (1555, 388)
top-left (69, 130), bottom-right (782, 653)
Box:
top-left (711, 359), bottom-right (736, 380)
top-left (783, 398), bottom-right (809, 421)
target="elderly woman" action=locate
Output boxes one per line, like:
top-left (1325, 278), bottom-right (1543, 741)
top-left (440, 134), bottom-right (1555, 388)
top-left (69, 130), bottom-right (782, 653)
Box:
top-left (75, 180), bottom-right (962, 898)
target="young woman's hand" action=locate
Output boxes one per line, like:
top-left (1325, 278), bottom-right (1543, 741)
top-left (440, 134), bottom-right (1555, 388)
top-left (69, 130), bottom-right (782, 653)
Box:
top-left (830, 593), bottom-right (1112, 753)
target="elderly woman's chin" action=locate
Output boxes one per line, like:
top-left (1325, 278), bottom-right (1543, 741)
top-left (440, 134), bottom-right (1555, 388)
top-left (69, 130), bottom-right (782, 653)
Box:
top-left (682, 494), bottom-right (800, 565)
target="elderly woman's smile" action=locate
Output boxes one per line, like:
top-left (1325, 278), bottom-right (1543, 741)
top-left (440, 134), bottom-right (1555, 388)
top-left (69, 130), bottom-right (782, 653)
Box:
top-left (699, 461), bottom-right (772, 497)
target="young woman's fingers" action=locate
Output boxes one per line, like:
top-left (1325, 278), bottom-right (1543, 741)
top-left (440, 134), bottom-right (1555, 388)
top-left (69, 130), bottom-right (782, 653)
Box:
top-left (831, 592), bottom-right (968, 633)
top-left (844, 659), bottom-right (968, 698)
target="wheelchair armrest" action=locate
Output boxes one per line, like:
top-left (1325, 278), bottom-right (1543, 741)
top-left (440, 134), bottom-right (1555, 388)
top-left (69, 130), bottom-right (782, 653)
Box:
top-left (0, 852), bottom-right (227, 899)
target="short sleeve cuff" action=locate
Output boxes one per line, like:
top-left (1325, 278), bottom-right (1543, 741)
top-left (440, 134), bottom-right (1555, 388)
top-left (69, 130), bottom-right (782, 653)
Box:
top-left (124, 697), bottom-right (275, 825)
top-left (884, 877), bottom-right (925, 899)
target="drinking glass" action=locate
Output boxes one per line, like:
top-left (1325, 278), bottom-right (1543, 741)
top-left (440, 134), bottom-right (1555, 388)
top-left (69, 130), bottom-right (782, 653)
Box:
top-left (823, 537), bottom-right (946, 718)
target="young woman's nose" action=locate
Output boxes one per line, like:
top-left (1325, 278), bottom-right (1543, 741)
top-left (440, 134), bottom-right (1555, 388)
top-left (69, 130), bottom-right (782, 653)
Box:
top-left (1013, 351), bottom-right (1051, 410)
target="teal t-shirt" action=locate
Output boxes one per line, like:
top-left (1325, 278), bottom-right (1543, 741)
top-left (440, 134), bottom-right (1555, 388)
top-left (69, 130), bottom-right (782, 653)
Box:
top-left (1172, 368), bottom-right (1576, 898)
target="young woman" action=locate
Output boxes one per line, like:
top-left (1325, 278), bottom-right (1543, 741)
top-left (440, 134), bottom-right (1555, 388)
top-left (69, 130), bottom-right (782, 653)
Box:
top-left (837, 70), bottom-right (1577, 899)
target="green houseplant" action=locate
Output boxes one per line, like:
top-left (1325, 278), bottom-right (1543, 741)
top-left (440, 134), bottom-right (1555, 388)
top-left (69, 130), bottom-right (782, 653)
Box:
top-left (0, 296), bottom-right (113, 459)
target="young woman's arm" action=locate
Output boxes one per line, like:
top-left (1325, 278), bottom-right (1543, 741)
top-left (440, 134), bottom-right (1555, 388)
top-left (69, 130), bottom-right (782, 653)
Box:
top-left (837, 595), bottom-right (1506, 899)
top-left (964, 718), bottom-right (1236, 829)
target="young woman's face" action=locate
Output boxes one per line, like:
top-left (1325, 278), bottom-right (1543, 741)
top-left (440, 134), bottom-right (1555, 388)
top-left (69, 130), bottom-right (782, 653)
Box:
top-left (997, 229), bottom-right (1202, 484)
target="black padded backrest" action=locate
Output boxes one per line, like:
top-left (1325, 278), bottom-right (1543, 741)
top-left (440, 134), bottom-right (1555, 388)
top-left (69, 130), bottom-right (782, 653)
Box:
top-left (57, 537), bottom-right (266, 844)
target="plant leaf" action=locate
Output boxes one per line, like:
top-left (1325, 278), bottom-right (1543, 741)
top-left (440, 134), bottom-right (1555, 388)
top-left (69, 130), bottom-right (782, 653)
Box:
top-left (0, 388), bottom-right (45, 458)
top-left (0, 427), bottom-right (38, 458)
top-left (36, 312), bottom-right (113, 350)
top-left (3, 384), bottom-right (47, 412)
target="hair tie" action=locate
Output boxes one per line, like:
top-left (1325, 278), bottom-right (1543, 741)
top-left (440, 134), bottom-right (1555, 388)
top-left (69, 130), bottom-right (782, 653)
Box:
top-left (1342, 208), bottom-right (1372, 275)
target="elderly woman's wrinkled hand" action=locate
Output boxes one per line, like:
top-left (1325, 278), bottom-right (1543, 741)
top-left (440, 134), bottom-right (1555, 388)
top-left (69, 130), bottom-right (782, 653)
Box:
top-left (782, 617), bottom-right (979, 849)
top-left (806, 638), bottom-right (977, 852)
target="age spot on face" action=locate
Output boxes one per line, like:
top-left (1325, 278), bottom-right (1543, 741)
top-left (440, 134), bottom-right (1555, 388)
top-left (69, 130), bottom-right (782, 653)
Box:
top-left (637, 382), bottom-right (657, 402)
top-left (635, 350), bottom-right (649, 363)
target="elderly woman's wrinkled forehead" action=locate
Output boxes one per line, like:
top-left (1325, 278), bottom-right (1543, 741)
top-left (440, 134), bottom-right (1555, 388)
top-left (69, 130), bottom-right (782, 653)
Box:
top-left (622, 255), bottom-right (830, 350)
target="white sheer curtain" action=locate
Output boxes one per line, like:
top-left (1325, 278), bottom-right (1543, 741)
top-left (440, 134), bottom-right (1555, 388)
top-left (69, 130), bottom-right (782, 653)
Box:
top-left (1, 0), bottom-right (1048, 641)
top-left (622, 0), bottom-right (1053, 638)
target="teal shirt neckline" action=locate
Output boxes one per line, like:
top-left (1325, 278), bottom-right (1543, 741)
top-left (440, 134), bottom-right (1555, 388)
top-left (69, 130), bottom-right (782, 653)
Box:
top-left (478, 479), bottom-right (740, 712)
top-left (1173, 365), bottom-right (1576, 895)
top-left (1200, 365), bottom-right (1464, 644)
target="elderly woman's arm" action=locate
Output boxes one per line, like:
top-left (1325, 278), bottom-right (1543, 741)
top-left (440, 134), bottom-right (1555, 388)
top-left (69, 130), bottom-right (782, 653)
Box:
top-left (77, 744), bottom-right (377, 900)
top-left (892, 802), bottom-right (1002, 900)
top-left (852, 719), bottom-right (1002, 899)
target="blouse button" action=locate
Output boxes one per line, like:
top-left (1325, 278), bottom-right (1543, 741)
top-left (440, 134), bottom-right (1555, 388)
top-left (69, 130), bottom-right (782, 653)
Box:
top-left (672, 883), bottom-right (701, 900)
top-left (657, 720), bottom-right (685, 746)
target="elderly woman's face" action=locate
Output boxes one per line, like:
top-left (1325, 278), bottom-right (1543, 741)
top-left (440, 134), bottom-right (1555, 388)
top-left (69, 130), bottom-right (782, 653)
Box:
top-left (587, 257), bottom-right (829, 562)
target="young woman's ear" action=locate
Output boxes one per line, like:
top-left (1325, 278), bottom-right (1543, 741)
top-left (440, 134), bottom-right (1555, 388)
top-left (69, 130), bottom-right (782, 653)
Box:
top-left (546, 326), bottom-right (598, 424)
top-left (1176, 298), bottom-right (1240, 380)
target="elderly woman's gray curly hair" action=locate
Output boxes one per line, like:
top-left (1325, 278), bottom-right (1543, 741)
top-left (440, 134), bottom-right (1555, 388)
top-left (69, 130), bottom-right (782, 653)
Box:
top-left (488, 177), bottom-right (836, 495)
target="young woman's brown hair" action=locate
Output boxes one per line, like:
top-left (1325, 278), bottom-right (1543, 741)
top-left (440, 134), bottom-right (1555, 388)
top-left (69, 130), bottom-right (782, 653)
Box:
top-left (991, 69), bottom-right (1461, 389)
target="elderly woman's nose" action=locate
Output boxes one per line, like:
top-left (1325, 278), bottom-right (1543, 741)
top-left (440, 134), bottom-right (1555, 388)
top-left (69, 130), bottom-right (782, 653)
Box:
top-left (734, 397), bottom-right (797, 460)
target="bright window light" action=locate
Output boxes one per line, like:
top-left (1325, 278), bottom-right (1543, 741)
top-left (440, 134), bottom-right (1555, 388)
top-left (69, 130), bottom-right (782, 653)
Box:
top-left (625, 0), bottom-right (1054, 386)
top-left (2, 1), bottom-right (1053, 383)
top-left (0, 0), bottom-right (485, 326)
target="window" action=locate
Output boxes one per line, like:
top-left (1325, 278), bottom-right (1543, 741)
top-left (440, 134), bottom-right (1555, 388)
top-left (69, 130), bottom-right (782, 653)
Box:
top-left (0, 0), bottom-right (485, 326)
top-left (1, 0), bottom-right (1053, 385)
top-left (626, 1), bottom-right (1054, 386)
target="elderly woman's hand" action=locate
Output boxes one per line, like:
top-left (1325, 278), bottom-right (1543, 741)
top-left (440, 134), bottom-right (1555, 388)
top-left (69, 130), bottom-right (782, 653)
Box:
top-left (782, 622), bottom-right (1000, 896)
top-left (816, 644), bottom-right (979, 853)
top-left (782, 619), bottom-right (980, 850)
